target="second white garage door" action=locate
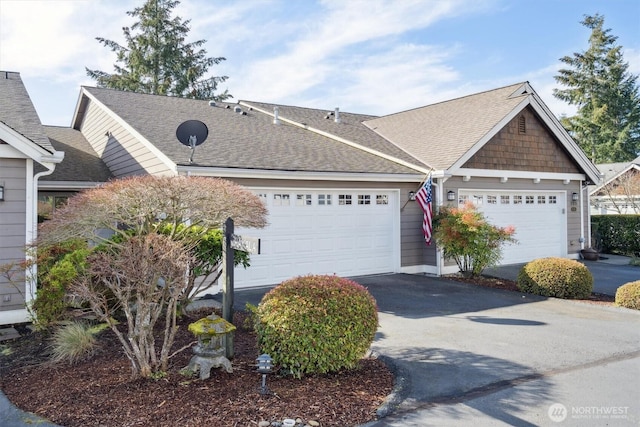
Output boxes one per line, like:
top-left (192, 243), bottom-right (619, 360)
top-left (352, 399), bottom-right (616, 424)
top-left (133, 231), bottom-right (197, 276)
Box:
top-left (459, 190), bottom-right (567, 265)
top-left (233, 189), bottom-right (399, 288)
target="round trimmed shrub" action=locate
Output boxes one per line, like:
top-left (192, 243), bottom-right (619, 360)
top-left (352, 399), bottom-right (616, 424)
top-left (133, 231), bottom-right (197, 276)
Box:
top-left (615, 281), bottom-right (640, 310)
top-left (517, 257), bottom-right (593, 299)
top-left (254, 275), bottom-right (378, 378)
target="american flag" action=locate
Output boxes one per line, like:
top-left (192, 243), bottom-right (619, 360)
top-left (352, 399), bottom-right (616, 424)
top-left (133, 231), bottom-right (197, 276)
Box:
top-left (415, 174), bottom-right (433, 245)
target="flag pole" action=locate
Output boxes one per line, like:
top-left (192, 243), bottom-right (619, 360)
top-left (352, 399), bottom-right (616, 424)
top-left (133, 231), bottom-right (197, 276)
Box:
top-left (400, 169), bottom-right (434, 211)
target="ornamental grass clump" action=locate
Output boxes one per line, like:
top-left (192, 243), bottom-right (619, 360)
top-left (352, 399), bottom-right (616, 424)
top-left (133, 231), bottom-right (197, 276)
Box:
top-left (517, 257), bottom-right (593, 299)
top-left (615, 281), bottom-right (640, 310)
top-left (254, 275), bottom-right (378, 379)
top-left (50, 321), bottom-right (109, 364)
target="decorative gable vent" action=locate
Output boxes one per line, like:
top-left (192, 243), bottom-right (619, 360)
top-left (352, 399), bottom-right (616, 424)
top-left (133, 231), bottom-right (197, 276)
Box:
top-left (518, 115), bottom-right (526, 134)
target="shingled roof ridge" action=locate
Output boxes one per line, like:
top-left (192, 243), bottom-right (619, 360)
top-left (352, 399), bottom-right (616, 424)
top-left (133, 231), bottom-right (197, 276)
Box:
top-left (82, 85), bottom-right (237, 107)
top-left (368, 81), bottom-right (528, 121)
top-left (240, 100), bottom-right (380, 120)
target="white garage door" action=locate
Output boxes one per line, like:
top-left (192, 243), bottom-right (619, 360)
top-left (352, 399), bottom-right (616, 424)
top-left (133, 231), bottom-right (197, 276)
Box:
top-left (459, 190), bottom-right (566, 264)
top-left (233, 189), bottom-right (399, 288)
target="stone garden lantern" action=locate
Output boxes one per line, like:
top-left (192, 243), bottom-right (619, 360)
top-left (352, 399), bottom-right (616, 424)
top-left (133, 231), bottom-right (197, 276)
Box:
top-left (185, 314), bottom-right (236, 380)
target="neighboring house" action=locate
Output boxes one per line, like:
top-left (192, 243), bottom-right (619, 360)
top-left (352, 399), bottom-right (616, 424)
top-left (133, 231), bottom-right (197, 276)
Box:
top-left (590, 156), bottom-right (640, 215)
top-left (0, 72), bottom-right (64, 325)
top-left (1, 76), bottom-right (601, 324)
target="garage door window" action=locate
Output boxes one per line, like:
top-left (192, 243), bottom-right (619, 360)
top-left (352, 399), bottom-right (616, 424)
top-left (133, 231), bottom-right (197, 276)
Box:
top-left (538, 195), bottom-right (546, 204)
top-left (514, 195), bottom-right (523, 204)
top-left (500, 195), bottom-right (510, 204)
top-left (274, 194), bottom-right (290, 206)
top-left (358, 195), bottom-right (371, 205)
top-left (376, 195), bottom-right (389, 205)
top-left (296, 194), bottom-right (312, 206)
top-left (318, 194), bottom-right (332, 205)
top-left (526, 195), bottom-right (535, 204)
top-left (339, 194), bottom-right (352, 205)
top-left (549, 195), bottom-right (557, 204)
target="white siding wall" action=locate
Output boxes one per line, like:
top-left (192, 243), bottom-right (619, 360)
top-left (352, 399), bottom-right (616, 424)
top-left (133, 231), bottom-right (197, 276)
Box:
top-left (79, 101), bottom-right (173, 177)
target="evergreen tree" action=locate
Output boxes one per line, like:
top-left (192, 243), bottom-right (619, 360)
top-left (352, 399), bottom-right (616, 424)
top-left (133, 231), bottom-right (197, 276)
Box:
top-left (86, 0), bottom-right (230, 101)
top-left (554, 14), bottom-right (640, 163)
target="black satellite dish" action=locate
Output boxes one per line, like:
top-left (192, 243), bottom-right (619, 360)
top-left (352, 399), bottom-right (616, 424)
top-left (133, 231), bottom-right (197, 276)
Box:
top-left (176, 120), bottom-right (208, 164)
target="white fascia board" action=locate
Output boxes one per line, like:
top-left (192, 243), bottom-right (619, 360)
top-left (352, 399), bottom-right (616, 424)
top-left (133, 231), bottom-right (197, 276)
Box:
top-left (0, 122), bottom-right (61, 163)
top-left (38, 181), bottom-right (106, 190)
top-left (526, 93), bottom-right (601, 184)
top-left (80, 88), bottom-right (178, 174)
top-left (239, 101), bottom-right (430, 175)
top-left (452, 168), bottom-right (587, 181)
top-left (177, 165), bottom-right (423, 183)
top-left (0, 143), bottom-right (28, 158)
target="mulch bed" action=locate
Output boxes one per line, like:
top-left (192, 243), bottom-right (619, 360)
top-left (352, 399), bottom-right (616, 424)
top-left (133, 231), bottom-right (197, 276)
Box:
top-left (0, 310), bottom-right (394, 427)
top-left (447, 274), bottom-right (616, 305)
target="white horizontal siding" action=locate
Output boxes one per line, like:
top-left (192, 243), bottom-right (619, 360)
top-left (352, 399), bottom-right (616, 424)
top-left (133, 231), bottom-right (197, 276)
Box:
top-left (80, 101), bottom-right (173, 177)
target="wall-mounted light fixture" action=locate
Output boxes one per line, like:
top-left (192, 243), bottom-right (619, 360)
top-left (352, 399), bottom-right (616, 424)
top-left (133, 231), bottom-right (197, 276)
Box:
top-left (0, 185), bottom-right (4, 201)
top-left (409, 191), bottom-right (416, 201)
top-left (447, 190), bottom-right (456, 201)
top-left (572, 192), bottom-right (579, 202)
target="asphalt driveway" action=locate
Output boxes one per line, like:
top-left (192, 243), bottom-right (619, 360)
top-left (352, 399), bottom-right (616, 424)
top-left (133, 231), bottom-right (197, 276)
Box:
top-left (354, 274), bottom-right (640, 426)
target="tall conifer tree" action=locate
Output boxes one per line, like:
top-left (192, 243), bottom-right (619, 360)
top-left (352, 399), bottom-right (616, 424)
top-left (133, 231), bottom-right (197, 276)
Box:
top-left (554, 14), bottom-right (640, 163)
top-left (86, 0), bottom-right (230, 101)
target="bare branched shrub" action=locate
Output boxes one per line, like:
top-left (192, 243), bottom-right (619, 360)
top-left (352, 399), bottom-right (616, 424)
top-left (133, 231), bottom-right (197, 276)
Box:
top-left (36, 176), bottom-right (267, 377)
top-left (72, 234), bottom-right (191, 378)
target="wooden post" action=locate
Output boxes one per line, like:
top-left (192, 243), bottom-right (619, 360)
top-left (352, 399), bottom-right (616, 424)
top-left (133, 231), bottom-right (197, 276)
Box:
top-left (222, 217), bottom-right (234, 358)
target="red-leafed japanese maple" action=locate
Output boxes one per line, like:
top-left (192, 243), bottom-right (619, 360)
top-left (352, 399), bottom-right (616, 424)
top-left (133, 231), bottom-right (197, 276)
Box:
top-left (36, 176), bottom-right (267, 378)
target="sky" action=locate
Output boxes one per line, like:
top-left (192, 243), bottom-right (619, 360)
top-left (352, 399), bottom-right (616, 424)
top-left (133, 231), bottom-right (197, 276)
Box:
top-left (0, 0), bottom-right (639, 127)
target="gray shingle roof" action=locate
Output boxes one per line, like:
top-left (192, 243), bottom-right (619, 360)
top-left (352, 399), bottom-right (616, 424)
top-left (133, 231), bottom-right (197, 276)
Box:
top-left (80, 87), bottom-right (424, 175)
top-left (43, 126), bottom-right (113, 182)
top-left (241, 101), bottom-right (429, 168)
top-left (0, 71), bottom-right (54, 153)
top-left (596, 156), bottom-right (640, 181)
top-left (363, 83), bottom-right (529, 170)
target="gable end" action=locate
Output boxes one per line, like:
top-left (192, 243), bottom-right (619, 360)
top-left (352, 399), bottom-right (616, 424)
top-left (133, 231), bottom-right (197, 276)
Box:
top-left (462, 107), bottom-right (580, 174)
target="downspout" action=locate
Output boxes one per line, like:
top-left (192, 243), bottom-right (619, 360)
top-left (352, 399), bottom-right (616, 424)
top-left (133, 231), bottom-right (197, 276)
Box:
top-left (433, 175), bottom-right (450, 277)
top-left (432, 180), bottom-right (442, 276)
top-left (26, 158), bottom-right (62, 306)
top-left (582, 181), bottom-right (589, 250)
top-left (579, 181), bottom-right (585, 250)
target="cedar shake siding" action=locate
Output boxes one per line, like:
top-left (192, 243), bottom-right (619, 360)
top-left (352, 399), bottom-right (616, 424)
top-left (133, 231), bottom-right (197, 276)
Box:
top-left (0, 158), bottom-right (27, 311)
top-left (463, 107), bottom-right (580, 173)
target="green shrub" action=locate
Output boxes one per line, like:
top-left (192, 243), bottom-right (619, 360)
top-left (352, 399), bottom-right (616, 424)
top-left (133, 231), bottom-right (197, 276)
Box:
top-left (517, 257), bottom-right (593, 299)
top-left (32, 243), bottom-right (91, 329)
top-left (50, 321), bottom-right (108, 364)
top-left (434, 203), bottom-right (516, 276)
top-left (591, 215), bottom-right (640, 256)
top-left (615, 281), bottom-right (640, 310)
top-left (254, 275), bottom-right (378, 378)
